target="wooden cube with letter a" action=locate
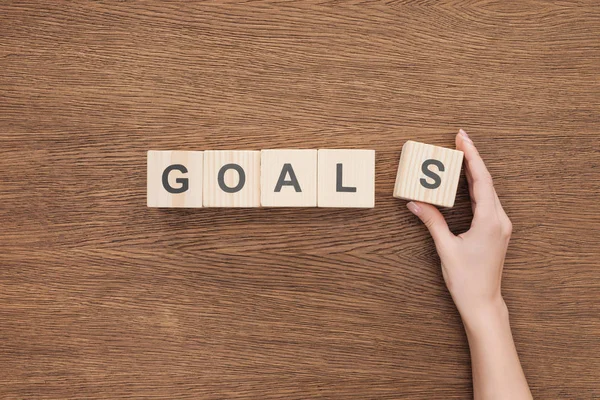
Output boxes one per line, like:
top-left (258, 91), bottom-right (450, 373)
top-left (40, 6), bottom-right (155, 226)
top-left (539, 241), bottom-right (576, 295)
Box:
top-left (203, 150), bottom-right (261, 207)
top-left (393, 141), bottom-right (464, 207)
top-left (261, 149), bottom-right (317, 207)
top-left (318, 149), bottom-right (375, 208)
top-left (147, 150), bottom-right (204, 208)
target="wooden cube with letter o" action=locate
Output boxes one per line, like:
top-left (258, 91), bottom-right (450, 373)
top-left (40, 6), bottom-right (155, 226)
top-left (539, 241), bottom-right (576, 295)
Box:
top-left (203, 150), bottom-right (261, 207)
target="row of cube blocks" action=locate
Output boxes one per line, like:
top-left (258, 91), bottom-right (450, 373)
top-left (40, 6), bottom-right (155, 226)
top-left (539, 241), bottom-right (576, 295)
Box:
top-left (148, 141), bottom-right (464, 208)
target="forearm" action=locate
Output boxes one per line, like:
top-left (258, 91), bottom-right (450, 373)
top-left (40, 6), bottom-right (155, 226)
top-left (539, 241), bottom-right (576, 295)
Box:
top-left (409, 131), bottom-right (533, 399)
top-left (462, 299), bottom-right (532, 400)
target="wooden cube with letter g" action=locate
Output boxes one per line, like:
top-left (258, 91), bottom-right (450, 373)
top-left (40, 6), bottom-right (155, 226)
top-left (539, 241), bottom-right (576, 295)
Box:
top-left (147, 150), bottom-right (204, 208)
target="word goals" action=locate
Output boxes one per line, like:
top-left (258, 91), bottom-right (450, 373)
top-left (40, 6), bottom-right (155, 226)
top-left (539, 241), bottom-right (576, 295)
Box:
top-left (147, 142), bottom-right (464, 208)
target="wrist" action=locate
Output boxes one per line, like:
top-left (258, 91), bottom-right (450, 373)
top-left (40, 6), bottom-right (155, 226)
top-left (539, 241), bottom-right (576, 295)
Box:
top-left (460, 296), bottom-right (510, 339)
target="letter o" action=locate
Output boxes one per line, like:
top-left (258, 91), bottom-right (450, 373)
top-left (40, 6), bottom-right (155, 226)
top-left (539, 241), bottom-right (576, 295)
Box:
top-left (218, 163), bottom-right (246, 193)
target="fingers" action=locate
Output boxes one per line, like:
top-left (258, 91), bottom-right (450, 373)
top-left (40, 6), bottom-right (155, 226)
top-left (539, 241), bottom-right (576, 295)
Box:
top-left (455, 129), bottom-right (497, 219)
top-left (455, 129), bottom-right (513, 238)
top-left (464, 164), bottom-right (477, 214)
top-left (407, 201), bottom-right (455, 248)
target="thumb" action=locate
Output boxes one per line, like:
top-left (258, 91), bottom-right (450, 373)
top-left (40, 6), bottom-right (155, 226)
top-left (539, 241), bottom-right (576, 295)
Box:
top-left (407, 201), bottom-right (455, 247)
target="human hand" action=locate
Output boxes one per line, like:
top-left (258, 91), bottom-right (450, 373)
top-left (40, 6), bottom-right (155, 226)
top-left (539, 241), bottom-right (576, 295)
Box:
top-left (406, 129), bottom-right (513, 329)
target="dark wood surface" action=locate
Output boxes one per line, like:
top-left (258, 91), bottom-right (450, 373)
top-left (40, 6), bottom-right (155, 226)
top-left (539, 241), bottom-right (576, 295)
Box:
top-left (1, 2), bottom-right (599, 399)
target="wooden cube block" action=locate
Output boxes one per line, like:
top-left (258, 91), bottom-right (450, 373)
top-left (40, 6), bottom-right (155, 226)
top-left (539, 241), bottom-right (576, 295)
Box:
top-left (318, 149), bottom-right (375, 208)
top-left (261, 149), bottom-right (317, 207)
top-left (203, 150), bottom-right (261, 207)
top-left (393, 141), bottom-right (464, 207)
top-left (147, 150), bottom-right (204, 208)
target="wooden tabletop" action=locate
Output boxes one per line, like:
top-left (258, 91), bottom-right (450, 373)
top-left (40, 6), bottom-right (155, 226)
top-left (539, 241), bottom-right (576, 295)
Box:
top-left (1, 2), bottom-right (599, 399)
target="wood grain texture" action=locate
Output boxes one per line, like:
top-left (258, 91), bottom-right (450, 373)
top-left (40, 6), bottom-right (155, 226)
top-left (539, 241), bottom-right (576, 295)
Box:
top-left (318, 149), bottom-right (376, 208)
top-left (203, 150), bottom-right (261, 207)
top-left (261, 149), bottom-right (318, 207)
top-left (394, 141), bottom-right (464, 207)
top-left (148, 151), bottom-right (204, 208)
top-left (0, 1), bottom-right (599, 399)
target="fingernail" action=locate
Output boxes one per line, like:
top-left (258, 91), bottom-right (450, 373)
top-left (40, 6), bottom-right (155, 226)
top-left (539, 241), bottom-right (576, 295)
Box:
top-left (407, 201), bottom-right (421, 215)
top-left (459, 129), bottom-right (473, 144)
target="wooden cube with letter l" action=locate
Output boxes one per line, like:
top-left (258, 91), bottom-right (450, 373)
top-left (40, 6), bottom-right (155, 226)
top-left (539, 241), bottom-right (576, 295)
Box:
top-left (147, 150), bottom-right (204, 208)
top-left (318, 149), bottom-right (375, 208)
top-left (393, 141), bottom-right (464, 208)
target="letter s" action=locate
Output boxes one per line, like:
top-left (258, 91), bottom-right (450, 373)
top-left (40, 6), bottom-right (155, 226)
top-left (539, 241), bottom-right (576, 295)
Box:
top-left (420, 159), bottom-right (444, 189)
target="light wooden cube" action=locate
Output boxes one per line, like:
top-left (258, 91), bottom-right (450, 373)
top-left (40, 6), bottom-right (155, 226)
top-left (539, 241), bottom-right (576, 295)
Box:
top-left (147, 150), bottom-right (204, 208)
top-left (261, 149), bottom-right (317, 207)
top-left (318, 149), bottom-right (375, 208)
top-left (393, 141), bottom-right (464, 207)
top-left (203, 150), bottom-right (261, 207)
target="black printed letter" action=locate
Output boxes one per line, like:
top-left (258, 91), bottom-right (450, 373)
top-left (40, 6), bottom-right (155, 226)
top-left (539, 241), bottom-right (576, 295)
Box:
top-left (274, 163), bottom-right (301, 192)
top-left (218, 163), bottom-right (246, 193)
top-left (162, 164), bottom-right (189, 194)
top-left (336, 163), bottom-right (357, 193)
top-left (420, 159), bottom-right (444, 189)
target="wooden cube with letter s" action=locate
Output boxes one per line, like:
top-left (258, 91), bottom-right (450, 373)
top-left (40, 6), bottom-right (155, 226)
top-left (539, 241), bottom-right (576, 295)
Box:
top-left (393, 141), bottom-right (464, 208)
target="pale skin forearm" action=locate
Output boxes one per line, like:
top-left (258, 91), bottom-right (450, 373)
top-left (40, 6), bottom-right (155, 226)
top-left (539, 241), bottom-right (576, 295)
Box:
top-left (407, 129), bottom-right (532, 399)
top-left (462, 298), bottom-right (532, 400)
